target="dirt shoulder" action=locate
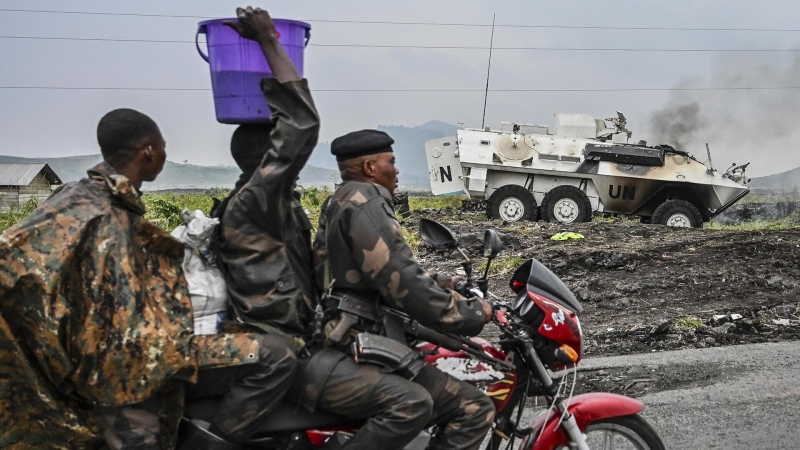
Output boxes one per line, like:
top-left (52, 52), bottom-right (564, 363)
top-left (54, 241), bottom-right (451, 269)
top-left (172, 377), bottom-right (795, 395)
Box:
top-left (410, 211), bottom-right (800, 360)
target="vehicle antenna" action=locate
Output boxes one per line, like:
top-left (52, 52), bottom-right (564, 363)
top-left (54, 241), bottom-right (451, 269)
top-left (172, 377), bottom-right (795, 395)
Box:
top-left (481, 14), bottom-right (495, 130)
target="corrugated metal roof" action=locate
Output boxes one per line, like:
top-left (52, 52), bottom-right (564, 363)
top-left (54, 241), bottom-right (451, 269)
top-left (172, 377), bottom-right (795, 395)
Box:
top-left (0, 163), bottom-right (63, 186)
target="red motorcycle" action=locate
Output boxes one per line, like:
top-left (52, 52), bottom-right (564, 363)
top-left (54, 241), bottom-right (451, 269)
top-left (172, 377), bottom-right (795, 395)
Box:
top-left (179, 219), bottom-right (664, 450)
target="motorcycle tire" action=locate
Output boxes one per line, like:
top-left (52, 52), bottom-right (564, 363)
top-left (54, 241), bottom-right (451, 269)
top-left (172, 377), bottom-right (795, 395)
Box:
top-left (556, 414), bottom-right (665, 450)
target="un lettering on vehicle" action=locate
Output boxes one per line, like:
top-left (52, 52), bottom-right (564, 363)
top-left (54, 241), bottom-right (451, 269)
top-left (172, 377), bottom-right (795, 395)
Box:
top-left (608, 184), bottom-right (636, 201)
top-left (425, 137), bottom-right (464, 195)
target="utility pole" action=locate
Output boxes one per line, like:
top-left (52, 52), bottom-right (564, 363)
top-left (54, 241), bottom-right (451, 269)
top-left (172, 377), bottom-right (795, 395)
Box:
top-left (481, 14), bottom-right (496, 130)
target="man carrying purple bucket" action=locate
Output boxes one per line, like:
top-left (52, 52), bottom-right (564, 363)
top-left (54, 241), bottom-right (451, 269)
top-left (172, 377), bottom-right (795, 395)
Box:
top-left (184, 6), bottom-right (437, 450)
top-left (185, 6), bottom-right (494, 450)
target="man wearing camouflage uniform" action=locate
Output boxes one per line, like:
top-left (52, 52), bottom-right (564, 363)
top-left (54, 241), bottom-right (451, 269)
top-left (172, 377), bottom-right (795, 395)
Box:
top-left (313, 129), bottom-right (497, 450)
top-left (0, 108), bottom-right (202, 450)
top-left (216, 8), bottom-right (445, 450)
top-left (0, 104), bottom-right (280, 450)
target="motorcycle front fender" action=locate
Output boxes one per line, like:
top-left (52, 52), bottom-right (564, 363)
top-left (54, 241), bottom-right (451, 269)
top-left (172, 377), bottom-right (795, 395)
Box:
top-left (520, 392), bottom-right (644, 450)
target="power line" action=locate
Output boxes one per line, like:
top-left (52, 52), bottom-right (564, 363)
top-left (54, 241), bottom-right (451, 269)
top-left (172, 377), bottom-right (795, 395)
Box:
top-left (2, 7), bottom-right (800, 33)
top-left (0, 8), bottom-right (216, 19)
top-left (0, 35), bottom-right (193, 44)
top-left (1, 86), bottom-right (799, 93)
top-left (2, 35), bottom-right (799, 52)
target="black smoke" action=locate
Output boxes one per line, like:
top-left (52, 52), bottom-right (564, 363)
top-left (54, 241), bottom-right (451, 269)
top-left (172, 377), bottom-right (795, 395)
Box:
top-left (646, 54), bottom-right (800, 176)
top-left (648, 101), bottom-right (706, 151)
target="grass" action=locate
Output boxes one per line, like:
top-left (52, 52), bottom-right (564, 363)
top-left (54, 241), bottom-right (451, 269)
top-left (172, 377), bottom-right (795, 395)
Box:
top-left (677, 316), bottom-right (704, 330)
top-left (592, 214), bottom-right (640, 224)
top-left (5, 186), bottom-right (800, 238)
top-left (707, 215), bottom-right (800, 231)
top-left (740, 189), bottom-right (800, 204)
top-left (409, 195), bottom-right (464, 211)
top-left (143, 192), bottom-right (220, 230)
top-left (401, 226), bottom-right (423, 252)
top-left (298, 186), bottom-right (332, 234)
top-left (0, 197), bottom-right (39, 233)
top-left (477, 255), bottom-right (525, 278)
top-left (1, 187), bottom-right (414, 235)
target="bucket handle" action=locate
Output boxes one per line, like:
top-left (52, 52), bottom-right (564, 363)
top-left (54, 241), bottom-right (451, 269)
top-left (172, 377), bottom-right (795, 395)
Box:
top-left (196, 23), bottom-right (209, 63)
top-left (304, 27), bottom-right (311, 48)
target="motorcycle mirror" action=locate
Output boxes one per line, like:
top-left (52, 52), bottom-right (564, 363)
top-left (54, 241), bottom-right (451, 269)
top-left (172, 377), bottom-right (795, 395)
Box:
top-left (483, 230), bottom-right (503, 259)
top-left (419, 218), bottom-right (459, 250)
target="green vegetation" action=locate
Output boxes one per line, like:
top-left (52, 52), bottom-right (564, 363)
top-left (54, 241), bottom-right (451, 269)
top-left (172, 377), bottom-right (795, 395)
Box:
top-left (740, 188), bottom-right (800, 204)
top-left (477, 255), bottom-right (525, 278)
top-left (299, 186), bottom-right (332, 234)
top-left (0, 187), bottom-right (390, 234)
top-left (401, 226), bottom-right (423, 252)
top-left (5, 187), bottom-right (800, 239)
top-left (677, 316), bottom-right (704, 330)
top-left (409, 195), bottom-right (464, 211)
top-left (143, 192), bottom-right (220, 230)
top-left (707, 215), bottom-right (800, 231)
top-left (0, 197), bottom-right (39, 233)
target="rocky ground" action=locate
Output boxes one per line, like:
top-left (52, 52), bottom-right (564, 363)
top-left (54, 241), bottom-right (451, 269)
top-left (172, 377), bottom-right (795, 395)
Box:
top-left (407, 210), bottom-right (800, 396)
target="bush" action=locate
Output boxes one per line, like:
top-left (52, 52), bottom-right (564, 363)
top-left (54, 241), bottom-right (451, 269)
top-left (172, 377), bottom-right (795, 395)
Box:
top-left (299, 186), bottom-right (332, 233)
top-left (0, 197), bottom-right (39, 233)
top-left (409, 195), bottom-right (464, 211)
top-left (143, 193), bottom-right (217, 230)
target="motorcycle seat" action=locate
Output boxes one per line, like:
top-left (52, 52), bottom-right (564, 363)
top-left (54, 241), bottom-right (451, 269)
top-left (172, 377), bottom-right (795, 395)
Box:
top-left (184, 397), bottom-right (356, 432)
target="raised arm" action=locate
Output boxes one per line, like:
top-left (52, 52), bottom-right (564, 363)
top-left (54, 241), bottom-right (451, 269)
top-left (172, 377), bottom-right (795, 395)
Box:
top-left (224, 6), bottom-right (320, 215)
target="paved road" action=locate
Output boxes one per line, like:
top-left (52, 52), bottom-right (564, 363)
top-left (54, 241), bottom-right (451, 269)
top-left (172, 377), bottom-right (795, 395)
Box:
top-left (525, 341), bottom-right (800, 449)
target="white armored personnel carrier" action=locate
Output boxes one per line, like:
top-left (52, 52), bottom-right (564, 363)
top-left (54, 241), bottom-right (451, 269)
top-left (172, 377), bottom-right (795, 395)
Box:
top-left (424, 112), bottom-right (750, 228)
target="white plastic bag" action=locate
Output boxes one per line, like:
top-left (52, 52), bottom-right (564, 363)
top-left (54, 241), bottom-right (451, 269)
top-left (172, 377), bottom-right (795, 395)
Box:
top-left (171, 210), bottom-right (229, 335)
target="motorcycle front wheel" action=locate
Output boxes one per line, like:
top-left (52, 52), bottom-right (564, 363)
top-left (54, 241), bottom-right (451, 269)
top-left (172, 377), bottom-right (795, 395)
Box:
top-left (555, 414), bottom-right (665, 450)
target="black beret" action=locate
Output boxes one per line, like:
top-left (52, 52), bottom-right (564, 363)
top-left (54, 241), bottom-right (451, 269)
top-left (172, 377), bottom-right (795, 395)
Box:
top-left (331, 129), bottom-right (394, 161)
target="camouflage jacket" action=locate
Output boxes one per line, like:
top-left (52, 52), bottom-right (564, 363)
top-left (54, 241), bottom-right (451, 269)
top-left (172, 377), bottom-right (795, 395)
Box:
top-left (0, 162), bottom-right (197, 449)
top-left (313, 181), bottom-right (486, 336)
top-left (218, 78), bottom-right (320, 337)
top-left (0, 162), bottom-right (261, 450)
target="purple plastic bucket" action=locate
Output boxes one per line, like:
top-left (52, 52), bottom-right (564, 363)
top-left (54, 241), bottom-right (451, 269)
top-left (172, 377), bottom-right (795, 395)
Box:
top-left (196, 18), bottom-right (311, 124)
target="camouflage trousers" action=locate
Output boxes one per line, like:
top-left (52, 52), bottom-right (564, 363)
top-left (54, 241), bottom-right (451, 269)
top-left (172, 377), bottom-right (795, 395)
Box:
top-left (97, 397), bottom-right (162, 450)
top-left (95, 379), bottom-right (186, 450)
top-left (186, 333), bottom-right (299, 443)
top-left (315, 359), bottom-right (495, 450)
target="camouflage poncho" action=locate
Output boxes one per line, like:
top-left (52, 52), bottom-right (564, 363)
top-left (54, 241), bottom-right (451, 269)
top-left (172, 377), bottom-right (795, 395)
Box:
top-left (0, 162), bottom-right (198, 449)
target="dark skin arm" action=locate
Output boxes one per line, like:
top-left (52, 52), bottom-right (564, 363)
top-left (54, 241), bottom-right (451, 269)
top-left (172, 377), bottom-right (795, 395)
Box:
top-left (224, 6), bottom-right (301, 83)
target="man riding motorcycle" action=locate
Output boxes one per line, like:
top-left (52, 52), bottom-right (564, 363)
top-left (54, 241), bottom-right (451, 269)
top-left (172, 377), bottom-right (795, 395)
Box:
top-left (312, 130), bottom-right (496, 450)
top-left (209, 7), bottom-right (455, 450)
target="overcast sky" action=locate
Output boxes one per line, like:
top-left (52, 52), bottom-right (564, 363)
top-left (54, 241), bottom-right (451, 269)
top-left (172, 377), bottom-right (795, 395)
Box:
top-left (1, 0), bottom-right (799, 176)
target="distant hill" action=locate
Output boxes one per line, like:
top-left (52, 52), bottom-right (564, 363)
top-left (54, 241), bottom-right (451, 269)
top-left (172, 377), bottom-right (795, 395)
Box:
top-left (750, 167), bottom-right (800, 191)
top-left (0, 154), bottom-right (338, 191)
top-left (0, 120), bottom-right (457, 192)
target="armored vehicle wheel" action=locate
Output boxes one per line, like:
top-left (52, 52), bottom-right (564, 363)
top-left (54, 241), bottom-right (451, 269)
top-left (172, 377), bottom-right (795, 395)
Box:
top-left (541, 185), bottom-right (592, 224)
top-left (651, 199), bottom-right (703, 228)
top-left (487, 185), bottom-right (537, 222)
